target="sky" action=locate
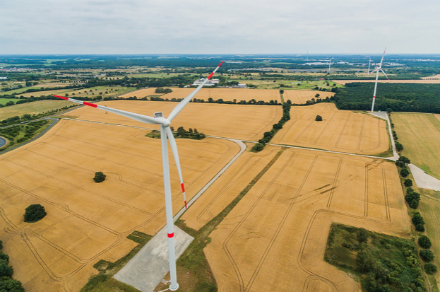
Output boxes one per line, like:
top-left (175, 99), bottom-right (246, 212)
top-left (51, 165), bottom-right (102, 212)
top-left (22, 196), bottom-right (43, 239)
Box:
top-left (1, 0), bottom-right (439, 55)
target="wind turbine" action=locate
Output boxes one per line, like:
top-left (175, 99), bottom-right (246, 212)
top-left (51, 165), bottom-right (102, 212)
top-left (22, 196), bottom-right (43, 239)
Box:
top-left (366, 56), bottom-right (372, 75)
top-left (54, 61), bottom-right (224, 291)
top-left (328, 58), bottom-right (334, 74)
top-left (370, 49), bottom-right (389, 113)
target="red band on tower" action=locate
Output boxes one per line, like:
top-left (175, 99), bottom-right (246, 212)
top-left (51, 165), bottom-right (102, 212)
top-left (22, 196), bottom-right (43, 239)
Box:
top-left (168, 233), bottom-right (174, 238)
top-left (83, 102), bottom-right (98, 108)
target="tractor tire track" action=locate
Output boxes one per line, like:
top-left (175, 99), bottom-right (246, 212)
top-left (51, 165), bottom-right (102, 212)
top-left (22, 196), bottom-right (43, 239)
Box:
top-left (326, 159), bottom-right (343, 208)
top-left (245, 155), bottom-right (317, 292)
top-left (222, 151), bottom-right (295, 292)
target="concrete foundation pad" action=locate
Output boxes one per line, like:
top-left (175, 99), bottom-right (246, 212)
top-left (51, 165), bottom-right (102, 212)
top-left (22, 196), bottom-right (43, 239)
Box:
top-left (114, 226), bottom-right (193, 292)
top-left (409, 164), bottom-right (440, 191)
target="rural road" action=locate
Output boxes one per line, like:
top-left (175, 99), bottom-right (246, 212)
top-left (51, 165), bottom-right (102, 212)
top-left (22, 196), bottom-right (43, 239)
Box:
top-left (0, 118), bottom-right (59, 155)
top-left (0, 137), bottom-right (6, 148)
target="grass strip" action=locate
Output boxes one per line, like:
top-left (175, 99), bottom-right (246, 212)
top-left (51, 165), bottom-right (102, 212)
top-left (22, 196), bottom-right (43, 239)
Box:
top-left (81, 231), bottom-right (152, 292)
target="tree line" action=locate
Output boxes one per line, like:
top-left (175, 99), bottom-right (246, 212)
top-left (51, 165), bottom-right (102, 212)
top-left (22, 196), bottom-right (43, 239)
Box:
top-left (334, 83), bottom-right (440, 113)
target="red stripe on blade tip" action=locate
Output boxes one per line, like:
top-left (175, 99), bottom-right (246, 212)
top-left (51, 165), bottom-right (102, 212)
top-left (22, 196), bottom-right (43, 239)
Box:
top-left (181, 183), bottom-right (185, 193)
top-left (83, 102), bottom-right (97, 108)
top-left (207, 72), bottom-right (214, 80)
top-left (185, 201), bottom-right (187, 209)
top-left (219, 61), bottom-right (224, 67)
top-left (168, 233), bottom-right (174, 238)
top-left (54, 95), bottom-right (68, 100)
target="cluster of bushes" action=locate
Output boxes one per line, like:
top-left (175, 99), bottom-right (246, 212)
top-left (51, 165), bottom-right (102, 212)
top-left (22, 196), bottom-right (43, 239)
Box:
top-left (252, 103), bottom-right (291, 152)
top-left (412, 212), bottom-right (425, 232)
top-left (93, 172), bottom-right (106, 183)
top-left (405, 188), bottom-right (421, 210)
top-left (359, 239), bottom-right (426, 292)
top-left (0, 120), bottom-right (50, 148)
top-left (325, 224), bottom-right (427, 292)
top-left (395, 156), bottom-right (413, 187)
top-left (155, 87), bottom-right (172, 94)
top-left (174, 127), bottom-right (205, 140)
top-left (24, 204), bottom-right (46, 222)
top-left (0, 240), bottom-right (25, 291)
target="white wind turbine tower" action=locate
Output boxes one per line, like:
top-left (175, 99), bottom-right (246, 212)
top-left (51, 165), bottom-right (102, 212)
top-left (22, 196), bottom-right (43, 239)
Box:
top-left (328, 57), bottom-right (334, 74)
top-left (54, 61), bottom-right (224, 291)
top-left (366, 56), bottom-right (372, 75)
top-left (370, 49), bottom-right (389, 113)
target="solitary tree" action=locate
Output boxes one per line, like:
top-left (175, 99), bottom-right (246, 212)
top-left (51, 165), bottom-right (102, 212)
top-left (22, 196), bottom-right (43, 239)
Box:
top-left (315, 115), bottom-right (323, 121)
top-left (93, 172), bottom-right (106, 183)
top-left (24, 204), bottom-right (46, 222)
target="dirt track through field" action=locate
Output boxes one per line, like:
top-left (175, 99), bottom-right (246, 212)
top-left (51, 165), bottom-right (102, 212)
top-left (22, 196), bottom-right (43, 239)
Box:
top-left (272, 103), bottom-right (389, 155)
top-left (0, 119), bottom-right (239, 292)
top-left (62, 100), bottom-right (282, 141)
top-left (204, 148), bottom-right (410, 292)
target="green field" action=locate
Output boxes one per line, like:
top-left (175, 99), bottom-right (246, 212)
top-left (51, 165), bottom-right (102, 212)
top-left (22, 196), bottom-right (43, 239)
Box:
top-left (0, 100), bottom-right (73, 120)
top-left (0, 98), bottom-right (20, 105)
top-left (230, 78), bottom-right (343, 90)
top-left (391, 113), bottom-right (440, 179)
top-left (415, 188), bottom-right (440, 290)
top-left (325, 223), bottom-right (427, 292)
top-left (20, 86), bottom-right (136, 98)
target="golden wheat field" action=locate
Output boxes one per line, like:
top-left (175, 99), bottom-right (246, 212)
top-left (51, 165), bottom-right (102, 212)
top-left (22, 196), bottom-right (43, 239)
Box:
top-left (61, 100), bottom-right (282, 141)
top-left (0, 119), bottom-right (239, 291)
top-left (271, 103), bottom-right (390, 155)
top-left (122, 88), bottom-right (282, 103)
top-left (204, 147), bottom-right (410, 291)
top-left (119, 88), bottom-right (160, 98)
top-left (283, 90), bottom-right (335, 104)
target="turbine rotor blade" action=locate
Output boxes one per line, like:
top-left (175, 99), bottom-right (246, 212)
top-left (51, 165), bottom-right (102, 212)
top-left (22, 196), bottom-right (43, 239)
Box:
top-left (380, 68), bottom-right (390, 80)
top-left (165, 127), bottom-right (187, 209)
top-left (53, 95), bottom-right (162, 125)
top-left (167, 61), bottom-right (223, 122)
top-left (380, 47), bottom-right (386, 66)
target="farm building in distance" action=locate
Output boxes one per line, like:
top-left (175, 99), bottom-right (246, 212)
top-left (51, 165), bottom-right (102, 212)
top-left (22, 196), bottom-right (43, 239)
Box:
top-left (192, 78), bottom-right (219, 86)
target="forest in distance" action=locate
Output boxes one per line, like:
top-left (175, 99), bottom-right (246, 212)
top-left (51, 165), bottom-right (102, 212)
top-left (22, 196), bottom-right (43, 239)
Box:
top-left (334, 83), bottom-right (440, 113)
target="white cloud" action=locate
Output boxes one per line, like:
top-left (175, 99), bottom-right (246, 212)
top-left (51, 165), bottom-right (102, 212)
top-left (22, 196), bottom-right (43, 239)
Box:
top-left (0, 0), bottom-right (439, 54)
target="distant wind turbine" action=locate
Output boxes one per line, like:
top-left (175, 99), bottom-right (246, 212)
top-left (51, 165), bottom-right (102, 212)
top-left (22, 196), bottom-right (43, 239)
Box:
top-left (328, 58), bottom-right (334, 74)
top-left (370, 49), bottom-right (389, 113)
top-left (366, 56), bottom-right (372, 75)
top-left (54, 61), bottom-right (224, 291)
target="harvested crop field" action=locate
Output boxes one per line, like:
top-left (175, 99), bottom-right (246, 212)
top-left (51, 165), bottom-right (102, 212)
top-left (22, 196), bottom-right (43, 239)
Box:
top-left (119, 87), bottom-right (161, 98)
top-left (392, 113), bottom-right (440, 179)
top-left (181, 145), bottom-right (280, 230)
top-left (0, 119), bottom-right (239, 291)
top-left (271, 103), bottom-right (389, 155)
top-left (283, 90), bottom-right (335, 104)
top-left (62, 100), bottom-right (282, 141)
top-left (124, 88), bottom-right (282, 103)
top-left (205, 147), bottom-right (410, 291)
top-left (334, 79), bottom-right (440, 85)
top-left (0, 100), bottom-right (72, 120)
